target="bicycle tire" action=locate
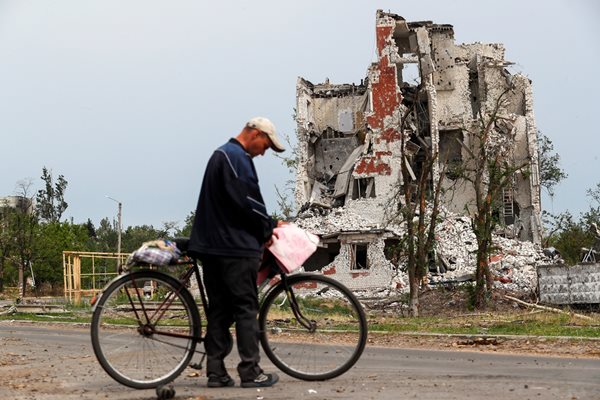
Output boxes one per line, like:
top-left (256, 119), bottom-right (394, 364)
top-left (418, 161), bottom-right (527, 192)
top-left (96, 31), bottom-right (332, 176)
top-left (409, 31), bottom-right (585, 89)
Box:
top-left (259, 273), bottom-right (367, 380)
top-left (91, 270), bottom-right (201, 389)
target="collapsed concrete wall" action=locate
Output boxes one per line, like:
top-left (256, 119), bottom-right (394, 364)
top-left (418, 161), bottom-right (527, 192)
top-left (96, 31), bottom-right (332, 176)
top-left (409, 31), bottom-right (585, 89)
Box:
top-left (295, 204), bottom-right (549, 292)
top-left (294, 10), bottom-right (544, 291)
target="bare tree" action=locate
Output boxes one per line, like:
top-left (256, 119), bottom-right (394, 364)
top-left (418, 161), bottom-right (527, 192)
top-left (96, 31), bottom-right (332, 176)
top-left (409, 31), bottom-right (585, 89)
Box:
top-left (458, 89), bottom-right (531, 308)
top-left (385, 95), bottom-right (447, 317)
top-left (12, 180), bottom-right (38, 300)
top-left (0, 208), bottom-right (14, 292)
top-left (273, 127), bottom-right (300, 220)
top-left (400, 144), bottom-right (446, 316)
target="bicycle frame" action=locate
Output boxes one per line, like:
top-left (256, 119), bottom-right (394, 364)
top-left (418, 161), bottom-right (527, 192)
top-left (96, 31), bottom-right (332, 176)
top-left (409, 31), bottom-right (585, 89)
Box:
top-left (92, 256), bottom-right (368, 386)
top-left (95, 258), bottom-right (313, 345)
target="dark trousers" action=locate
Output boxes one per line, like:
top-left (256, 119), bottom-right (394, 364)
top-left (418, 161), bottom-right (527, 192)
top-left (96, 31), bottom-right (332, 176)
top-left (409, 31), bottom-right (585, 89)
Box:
top-left (200, 255), bottom-right (262, 381)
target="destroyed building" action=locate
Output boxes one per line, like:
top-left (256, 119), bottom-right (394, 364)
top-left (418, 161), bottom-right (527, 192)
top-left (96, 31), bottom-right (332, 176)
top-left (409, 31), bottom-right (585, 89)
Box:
top-left (294, 11), bottom-right (543, 291)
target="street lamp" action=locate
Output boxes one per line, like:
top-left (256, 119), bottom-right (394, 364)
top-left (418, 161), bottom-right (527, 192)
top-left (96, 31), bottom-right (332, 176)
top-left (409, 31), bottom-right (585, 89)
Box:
top-left (105, 196), bottom-right (122, 257)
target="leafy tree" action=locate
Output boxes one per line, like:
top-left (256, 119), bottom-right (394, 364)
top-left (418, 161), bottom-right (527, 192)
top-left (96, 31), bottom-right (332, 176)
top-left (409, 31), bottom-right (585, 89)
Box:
top-left (12, 180), bottom-right (38, 300)
top-left (160, 221), bottom-right (179, 238)
top-left (273, 115), bottom-right (300, 220)
top-left (121, 225), bottom-right (163, 252)
top-left (175, 212), bottom-right (195, 237)
top-left (381, 93), bottom-right (448, 316)
top-left (537, 132), bottom-right (567, 196)
top-left (33, 222), bottom-right (89, 291)
top-left (544, 211), bottom-right (592, 264)
top-left (585, 183), bottom-right (600, 207)
top-left (399, 147), bottom-right (446, 317)
top-left (458, 89), bottom-right (532, 308)
top-left (95, 217), bottom-right (118, 253)
top-left (36, 167), bottom-right (68, 223)
top-left (0, 207), bottom-right (16, 292)
top-left (543, 184), bottom-right (600, 265)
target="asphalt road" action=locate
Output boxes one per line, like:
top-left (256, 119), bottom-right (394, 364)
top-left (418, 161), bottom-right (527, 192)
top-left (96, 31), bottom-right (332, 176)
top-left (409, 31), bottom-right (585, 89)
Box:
top-left (1, 321), bottom-right (599, 400)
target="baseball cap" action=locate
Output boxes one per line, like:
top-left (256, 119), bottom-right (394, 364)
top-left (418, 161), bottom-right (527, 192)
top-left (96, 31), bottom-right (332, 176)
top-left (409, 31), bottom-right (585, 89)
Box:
top-left (246, 117), bottom-right (286, 153)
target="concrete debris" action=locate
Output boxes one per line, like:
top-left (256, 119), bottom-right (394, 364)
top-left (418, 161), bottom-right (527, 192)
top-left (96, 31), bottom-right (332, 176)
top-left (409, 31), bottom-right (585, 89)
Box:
top-left (0, 305), bottom-right (17, 316)
top-left (295, 207), bottom-right (553, 295)
top-left (432, 214), bottom-right (550, 293)
top-left (296, 201), bottom-right (379, 235)
top-left (291, 10), bottom-right (549, 296)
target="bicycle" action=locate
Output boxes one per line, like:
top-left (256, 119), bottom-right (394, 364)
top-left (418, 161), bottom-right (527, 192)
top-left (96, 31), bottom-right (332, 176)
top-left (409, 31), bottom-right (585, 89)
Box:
top-left (90, 238), bottom-right (368, 390)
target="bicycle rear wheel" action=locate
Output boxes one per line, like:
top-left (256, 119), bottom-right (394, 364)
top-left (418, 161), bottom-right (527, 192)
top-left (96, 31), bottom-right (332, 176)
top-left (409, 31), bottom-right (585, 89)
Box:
top-left (259, 273), bottom-right (367, 380)
top-left (91, 270), bottom-right (201, 389)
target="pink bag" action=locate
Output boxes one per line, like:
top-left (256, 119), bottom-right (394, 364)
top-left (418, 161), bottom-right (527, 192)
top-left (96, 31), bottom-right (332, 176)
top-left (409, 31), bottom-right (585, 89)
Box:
top-left (267, 224), bottom-right (319, 273)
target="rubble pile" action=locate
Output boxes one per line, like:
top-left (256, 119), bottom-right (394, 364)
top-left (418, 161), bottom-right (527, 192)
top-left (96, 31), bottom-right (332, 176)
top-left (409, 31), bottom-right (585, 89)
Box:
top-left (433, 214), bottom-right (551, 292)
top-left (296, 204), bottom-right (379, 235)
top-left (295, 206), bottom-right (553, 294)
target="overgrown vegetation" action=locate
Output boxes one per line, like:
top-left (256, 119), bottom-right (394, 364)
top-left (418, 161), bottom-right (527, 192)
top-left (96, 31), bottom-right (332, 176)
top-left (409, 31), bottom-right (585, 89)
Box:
top-left (367, 312), bottom-right (599, 338)
top-left (544, 183), bottom-right (600, 264)
top-left (0, 167), bottom-right (191, 298)
top-left (2, 303), bottom-right (598, 339)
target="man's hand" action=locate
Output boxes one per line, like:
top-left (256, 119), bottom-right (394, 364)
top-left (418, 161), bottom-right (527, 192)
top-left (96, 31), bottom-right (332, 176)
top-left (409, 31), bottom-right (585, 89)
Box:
top-left (266, 220), bottom-right (289, 247)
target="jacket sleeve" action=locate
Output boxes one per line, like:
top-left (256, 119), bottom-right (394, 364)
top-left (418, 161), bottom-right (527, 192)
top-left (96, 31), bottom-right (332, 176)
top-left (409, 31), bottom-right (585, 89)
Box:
top-left (216, 151), bottom-right (277, 242)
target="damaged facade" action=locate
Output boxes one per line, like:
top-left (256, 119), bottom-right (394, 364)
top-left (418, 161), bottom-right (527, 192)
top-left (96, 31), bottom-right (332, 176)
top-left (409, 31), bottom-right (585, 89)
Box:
top-left (294, 11), bottom-right (543, 291)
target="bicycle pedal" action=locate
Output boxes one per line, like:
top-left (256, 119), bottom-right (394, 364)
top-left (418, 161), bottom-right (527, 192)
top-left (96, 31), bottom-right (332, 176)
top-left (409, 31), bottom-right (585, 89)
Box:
top-left (189, 362), bottom-right (203, 370)
top-left (156, 384), bottom-right (175, 400)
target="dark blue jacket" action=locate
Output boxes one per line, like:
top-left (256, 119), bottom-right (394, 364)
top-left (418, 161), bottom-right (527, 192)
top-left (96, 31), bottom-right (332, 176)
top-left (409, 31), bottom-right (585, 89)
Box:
top-left (189, 139), bottom-right (277, 258)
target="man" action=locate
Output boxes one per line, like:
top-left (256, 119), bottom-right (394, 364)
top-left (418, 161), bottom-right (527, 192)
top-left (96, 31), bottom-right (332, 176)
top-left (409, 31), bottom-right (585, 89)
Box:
top-left (188, 117), bottom-right (285, 388)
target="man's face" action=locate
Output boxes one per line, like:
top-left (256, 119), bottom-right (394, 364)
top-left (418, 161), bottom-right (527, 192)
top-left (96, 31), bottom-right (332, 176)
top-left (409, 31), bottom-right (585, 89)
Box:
top-left (247, 129), bottom-right (273, 157)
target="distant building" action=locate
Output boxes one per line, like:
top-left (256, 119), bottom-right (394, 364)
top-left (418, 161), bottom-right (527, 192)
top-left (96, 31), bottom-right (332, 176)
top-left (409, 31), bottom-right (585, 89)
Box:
top-left (0, 196), bottom-right (34, 214)
top-left (294, 10), bottom-right (542, 289)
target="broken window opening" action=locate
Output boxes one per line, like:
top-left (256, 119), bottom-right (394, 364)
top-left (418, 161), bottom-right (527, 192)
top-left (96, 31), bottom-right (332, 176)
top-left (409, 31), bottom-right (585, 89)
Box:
top-left (399, 63), bottom-right (421, 86)
top-left (303, 242), bottom-right (341, 272)
top-left (351, 177), bottom-right (376, 199)
top-left (384, 238), bottom-right (403, 270)
top-left (350, 243), bottom-right (369, 270)
top-left (468, 69), bottom-right (481, 118)
top-left (414, 100), bottom-right (430, 137)
top-left (313, 133), bottom-right (359, 183)
top-left (439, 129), bottom-right (464, 180)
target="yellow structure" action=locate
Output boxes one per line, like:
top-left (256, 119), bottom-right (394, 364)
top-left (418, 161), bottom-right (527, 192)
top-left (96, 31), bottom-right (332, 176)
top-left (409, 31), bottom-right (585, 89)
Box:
top-left (63, 251), bottom-right (128, 305)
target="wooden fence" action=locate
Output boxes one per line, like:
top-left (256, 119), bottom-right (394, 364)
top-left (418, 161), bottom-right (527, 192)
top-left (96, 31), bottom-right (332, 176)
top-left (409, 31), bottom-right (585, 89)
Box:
top-left (63, 251), bottom-right (128, 305)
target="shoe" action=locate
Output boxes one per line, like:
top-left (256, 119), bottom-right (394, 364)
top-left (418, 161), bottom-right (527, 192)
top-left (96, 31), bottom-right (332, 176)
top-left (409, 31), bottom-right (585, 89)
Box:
top-left (207, 374), bottom-right (235, 388)
top-left (241, 372), bottom-right (279, 388)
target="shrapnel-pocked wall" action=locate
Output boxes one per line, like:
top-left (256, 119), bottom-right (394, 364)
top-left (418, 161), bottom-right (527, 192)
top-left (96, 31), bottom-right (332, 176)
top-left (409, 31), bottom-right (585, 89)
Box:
top-left (294, 10), bottom-right (543, 291)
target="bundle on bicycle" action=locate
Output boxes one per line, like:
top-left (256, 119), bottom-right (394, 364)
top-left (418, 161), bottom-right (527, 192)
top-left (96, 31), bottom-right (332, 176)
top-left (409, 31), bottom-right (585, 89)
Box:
top-left (90, 235), bottom-right (368, 390)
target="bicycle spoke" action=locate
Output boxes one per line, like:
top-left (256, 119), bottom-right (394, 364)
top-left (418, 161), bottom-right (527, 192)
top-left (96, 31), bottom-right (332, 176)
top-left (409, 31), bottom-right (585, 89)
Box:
top-left (260, 274), bottom-right (367, 380)
top-left (91, 271), bottom-right (200, 389)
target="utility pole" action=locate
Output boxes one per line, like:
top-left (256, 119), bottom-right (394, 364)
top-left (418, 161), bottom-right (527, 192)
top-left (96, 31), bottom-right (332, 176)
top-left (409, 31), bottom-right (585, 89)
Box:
top-left (106, 196), bottom-right (122, 258)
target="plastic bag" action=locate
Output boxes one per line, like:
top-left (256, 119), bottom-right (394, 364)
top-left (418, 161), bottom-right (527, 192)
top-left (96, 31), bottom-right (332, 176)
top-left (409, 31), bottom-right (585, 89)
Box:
top-left (126, 239), bottom-right (182, 267)
top-left (267, 224), bottom-right (319, 274)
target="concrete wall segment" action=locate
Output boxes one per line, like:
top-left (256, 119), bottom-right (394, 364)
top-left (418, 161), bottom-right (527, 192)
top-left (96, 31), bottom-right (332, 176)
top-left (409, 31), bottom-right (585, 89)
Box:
top-left (293, 11), bottom-right (544, 290)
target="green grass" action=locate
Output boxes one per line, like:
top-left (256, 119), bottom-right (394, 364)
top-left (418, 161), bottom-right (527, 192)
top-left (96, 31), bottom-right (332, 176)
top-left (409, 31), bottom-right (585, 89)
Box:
top-left (0, 311), bottom-right (91, 324)
top-left (2, 296), bottom-right (599, 339)
top-left (368, 312), bottom-right (600, 338)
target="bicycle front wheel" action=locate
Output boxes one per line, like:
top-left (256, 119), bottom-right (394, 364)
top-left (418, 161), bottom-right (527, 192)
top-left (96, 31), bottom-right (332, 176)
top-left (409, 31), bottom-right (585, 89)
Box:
top-left (259, 273), bottom-right (367, 380)
top-left (91, 270), bottom-right (201, 389)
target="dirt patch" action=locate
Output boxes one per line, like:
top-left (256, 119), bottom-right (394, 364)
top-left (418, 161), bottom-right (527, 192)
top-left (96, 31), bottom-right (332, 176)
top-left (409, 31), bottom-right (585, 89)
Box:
top-left (367, 332), bottom-right (600, 359)
top-left (360, 287), bottom-right (600, 359)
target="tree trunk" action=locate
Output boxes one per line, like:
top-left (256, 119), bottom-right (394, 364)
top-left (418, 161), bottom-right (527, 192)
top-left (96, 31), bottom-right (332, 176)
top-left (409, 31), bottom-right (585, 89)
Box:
top-left (475, 251), bottom-right (488, 308)
top-left (0, 258), bottom-right (4, 292)
top-left (408, 265), bottom-right (419, 317)
top-left (18, 263), bottom-right (24, 300)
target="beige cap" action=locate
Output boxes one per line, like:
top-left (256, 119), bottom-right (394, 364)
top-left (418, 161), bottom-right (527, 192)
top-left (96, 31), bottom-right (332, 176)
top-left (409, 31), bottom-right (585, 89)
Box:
top-left (246, 117), bottom-right (285, 153)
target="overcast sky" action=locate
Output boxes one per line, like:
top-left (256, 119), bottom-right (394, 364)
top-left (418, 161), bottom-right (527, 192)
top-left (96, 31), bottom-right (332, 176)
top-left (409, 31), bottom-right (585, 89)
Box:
top-left (1, 0), bottom-right (598, 229)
